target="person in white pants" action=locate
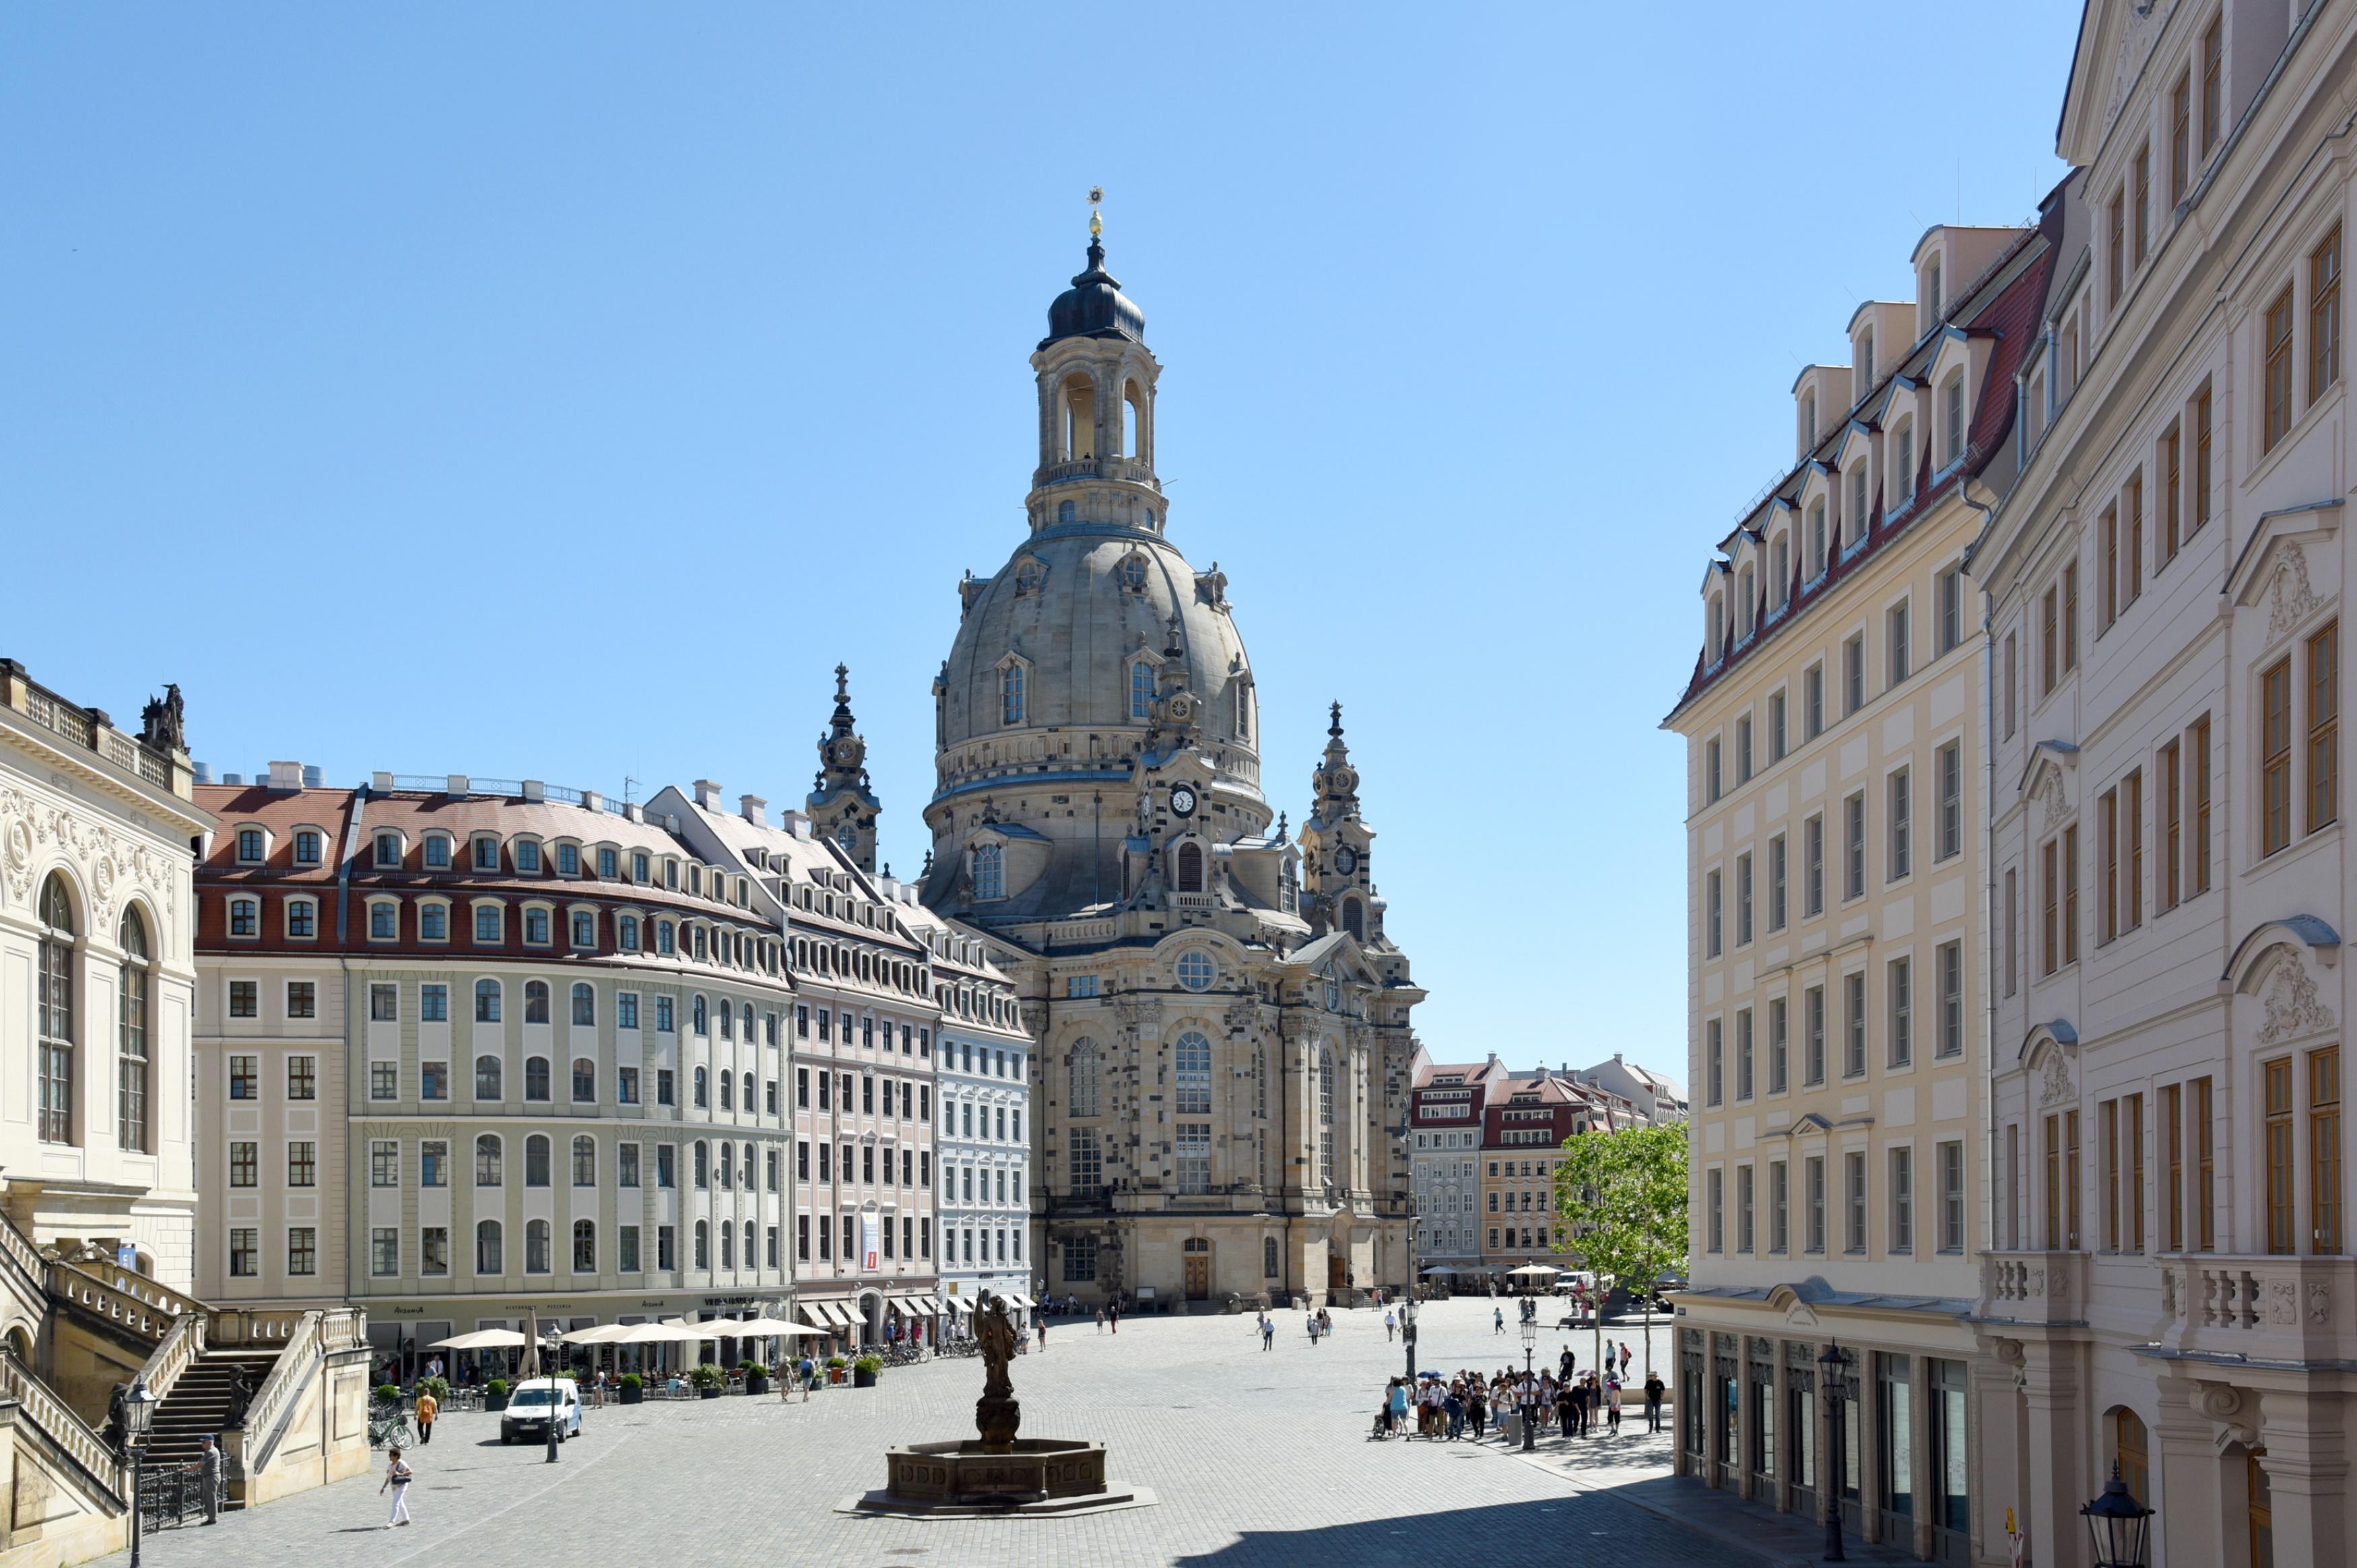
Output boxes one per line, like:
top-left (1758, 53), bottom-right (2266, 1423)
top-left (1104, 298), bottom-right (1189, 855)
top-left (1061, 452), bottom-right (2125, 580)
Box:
top-left (381, 1447), bottom-right (412, 1527)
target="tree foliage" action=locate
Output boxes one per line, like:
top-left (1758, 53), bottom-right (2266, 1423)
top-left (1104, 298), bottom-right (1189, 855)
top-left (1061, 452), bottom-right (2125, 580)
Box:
top-left (1550, 1120), bottom-right (1689, 1293)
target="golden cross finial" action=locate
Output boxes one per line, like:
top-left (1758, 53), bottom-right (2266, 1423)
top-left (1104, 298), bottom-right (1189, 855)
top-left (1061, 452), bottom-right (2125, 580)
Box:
top-left (1088, 185), bottom-right (1104, 238)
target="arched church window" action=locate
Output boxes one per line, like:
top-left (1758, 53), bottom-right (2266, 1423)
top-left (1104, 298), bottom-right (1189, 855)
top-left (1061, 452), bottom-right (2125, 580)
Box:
top-left (1263, 1235), bottom-right (1280, 1279)
top-left (1061, 373), bottom-right (1095, 461)
top-left (1123, 379), bottom-right (1145, 458)
top-left (1318, 1046), bottom-right (1335, 1185)
top-left (1068, 1038), bottom-right (1101, 1118)
top-left (1131, 660), bottom-right (1154, 720)
top-left (1174, 1032), bottom-right (1211, 1114)
top-left (1343, 897), bottom-right (1364, 941)
top-left (1015, 558), bottom-right (1046, 594)
top-left (1253, 1045), bottom-right (1267, 1118)
top-left (973, 843), bottom-right (1005, 901)
top-left (1235, 682), bottom-right (1251, 741)
top-left (119, 906), bottom-right (150, 1153)
top-left (1176, 842), bottom-right (1204, 893)
top-left (1057, 501), bottom-right (1076, 524)
top-left (1001, 664), bottom-right (1025, 726)
top-left (1117, 555), bottom-right (1148, 594)
top-left (37, 874), bottom-right (74, 1146)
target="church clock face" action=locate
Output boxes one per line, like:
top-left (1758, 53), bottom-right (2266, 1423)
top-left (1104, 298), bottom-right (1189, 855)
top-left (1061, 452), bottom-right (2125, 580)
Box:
top-left (1335, 846), bottom-right (1358, 875)
top-left (1168, 783), bottom-right (1197, 818)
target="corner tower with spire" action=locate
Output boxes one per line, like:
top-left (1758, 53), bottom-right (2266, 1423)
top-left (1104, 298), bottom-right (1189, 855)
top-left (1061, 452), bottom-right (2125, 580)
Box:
top-left (807, 663), bottom-right (879, 873)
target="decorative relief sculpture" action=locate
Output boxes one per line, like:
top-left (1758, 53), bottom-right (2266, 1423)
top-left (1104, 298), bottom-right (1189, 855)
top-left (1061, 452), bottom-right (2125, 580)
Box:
top-left (2037, 769), bottom-right (2069, 832)
top-left (2268, 1279), bottom-right (2298, 1326)
top-left (2266, 542), bottom-right (2327, 644)
top-left (2040, 1051), bottom-right (2075, 1108)
top-left (2309, 1281), bottom-right (2331, 1326)
top-left (2257, 953), bottom-right (2336, 1044)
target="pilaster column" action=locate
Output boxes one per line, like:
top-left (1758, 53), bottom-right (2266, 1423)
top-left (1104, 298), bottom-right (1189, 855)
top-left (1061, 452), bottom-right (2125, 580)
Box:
top-left (2150, 1372), bottom-right (2229, 1568)
top-left (2020, 1338), bottom-right (2088, 1568)
top-left (1772, 1344), bottom-right (1794, 1513)
top-left (1737, 1340), bottom-right (1762, 1501)
top-left (1857, 1346), bottom-right (1884, 1546)
top-left (2256, 1390), bottom-right (2350, 1568)
top-left (1968, 1347), bottom-right (2026, 1566)
top-left (1911, 1353), bottom-right (1936, 1562)
top-left (1673, 1337), bottom-right (1696, 1479)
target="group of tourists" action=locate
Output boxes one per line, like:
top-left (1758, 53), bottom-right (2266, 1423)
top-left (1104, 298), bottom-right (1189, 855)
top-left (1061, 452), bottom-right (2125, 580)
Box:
top-left (1375, 1346), bottom-right (1666, 1444)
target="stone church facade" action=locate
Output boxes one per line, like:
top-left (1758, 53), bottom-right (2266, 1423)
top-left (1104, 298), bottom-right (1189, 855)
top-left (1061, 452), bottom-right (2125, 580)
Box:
top-left (914, 224), bottom-right (1426, 1309)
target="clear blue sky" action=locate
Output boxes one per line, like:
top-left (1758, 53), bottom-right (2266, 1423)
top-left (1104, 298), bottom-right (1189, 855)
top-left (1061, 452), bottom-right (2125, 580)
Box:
top-left (0, 4), bottom-right (2078, 1088)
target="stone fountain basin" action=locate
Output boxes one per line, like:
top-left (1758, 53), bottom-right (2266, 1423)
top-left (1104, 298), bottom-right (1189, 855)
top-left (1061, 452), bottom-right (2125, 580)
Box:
top-left (883, 1438), bottom-right (1108, 1505)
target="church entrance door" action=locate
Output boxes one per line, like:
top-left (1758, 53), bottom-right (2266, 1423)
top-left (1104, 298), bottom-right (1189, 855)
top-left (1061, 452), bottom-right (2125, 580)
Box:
top-left (1327, 1251), bottom-right (1345, 1291)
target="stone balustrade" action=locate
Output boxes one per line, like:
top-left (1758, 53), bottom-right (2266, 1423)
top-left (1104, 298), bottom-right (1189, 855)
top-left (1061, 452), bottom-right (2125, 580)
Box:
top-left (0, 1355), bottom-right (124, 1502)
top-left (2157, 1254), bottom-right (2357, 1364)
top-left (1974, 1250), bottom-right (2089, 1327)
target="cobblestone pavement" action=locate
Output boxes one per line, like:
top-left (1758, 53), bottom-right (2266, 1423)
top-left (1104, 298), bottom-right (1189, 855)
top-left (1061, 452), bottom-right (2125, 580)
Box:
top-left (96, 1301), bottom-right (1750, 1568)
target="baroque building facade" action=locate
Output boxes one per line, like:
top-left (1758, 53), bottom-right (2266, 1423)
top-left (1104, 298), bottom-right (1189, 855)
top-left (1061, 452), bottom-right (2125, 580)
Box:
top-left (1970, 3), bottom-right (2357, 1563)
top-left (1667, 210), bottom-right (2056, 1562)
top-left (916, 226), bottom-right (1426, 1308)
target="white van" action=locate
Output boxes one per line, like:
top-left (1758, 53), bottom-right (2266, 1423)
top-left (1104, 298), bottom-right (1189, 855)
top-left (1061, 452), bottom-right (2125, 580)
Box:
top-left (500, 1377), bottom-right (583, 1444)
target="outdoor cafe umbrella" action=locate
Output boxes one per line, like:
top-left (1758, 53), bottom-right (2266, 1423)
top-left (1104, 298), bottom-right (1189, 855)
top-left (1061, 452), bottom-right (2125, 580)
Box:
top-left (1419, 1265), bottom-right (1459, 1276)
top-left (559, 1324), bottom-right (630, 1345)
top-left (427, 1330), bottom-right (526, 1351)
top-left (521, 1308), bottom-right (541, 1380)
top-left (1506, 1264), bottom-right (1562, 1279)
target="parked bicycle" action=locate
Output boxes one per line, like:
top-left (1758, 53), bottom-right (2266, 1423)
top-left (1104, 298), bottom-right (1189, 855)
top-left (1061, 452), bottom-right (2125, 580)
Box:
top-left (368, 1402), bottom-right (414, 1450)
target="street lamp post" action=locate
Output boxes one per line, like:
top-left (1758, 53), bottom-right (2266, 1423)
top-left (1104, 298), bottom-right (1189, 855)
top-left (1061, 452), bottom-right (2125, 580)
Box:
top-left (1818, 1340), bottom-right (1853, 1563)
top-left (1397, 1113), bottom-right (1418, 1385)
top-left (1519, 1318), bottom-right (1539, 1452)
top-left (542, 1326), bottom-right (562, 1464)
top-left (123, 1376), bottom-right (156, 1568)
top-left (2081, 1462), bottom-right (2154, 1567)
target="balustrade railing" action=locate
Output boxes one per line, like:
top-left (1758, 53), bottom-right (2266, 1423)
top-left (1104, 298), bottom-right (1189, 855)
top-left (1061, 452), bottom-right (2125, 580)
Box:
top-left (0, 1355), bottom-right (125, 1501)
top-left (135, 1312), bottom-right (209, 1408)
top-left (2159, 1254), bottom-right (2357, 1363)
top-left (234, 1310), bottom-right (321, 1474)
top-left (1974, 1250), bottom-right (2088, 1326)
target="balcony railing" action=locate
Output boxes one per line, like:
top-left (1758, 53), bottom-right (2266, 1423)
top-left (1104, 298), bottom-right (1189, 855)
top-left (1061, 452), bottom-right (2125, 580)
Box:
top-left (3, 665), bottom-right (175, 788)
top-left (1974, 1250), bottom-right (2089, 1327)
top-left (2159, 1254), bottom-right (2357, 1365)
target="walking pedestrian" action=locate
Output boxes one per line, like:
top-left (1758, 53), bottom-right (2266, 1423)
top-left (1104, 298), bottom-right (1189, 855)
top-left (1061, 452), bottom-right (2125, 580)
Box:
top-left (1445, 1381), bottom-right (1465, 1440)
top-left (199, 1435), bottom-right (221, 1525)
top-left (1644, 1370), bottom-right (1665, 1432)
top-left (1384, 1309), bottom-right (1397, 1342)
top-left (1108, 1302), bottom-right (1119, 1336)
top-left (1094, 1307), bottom-right (1105, 1334)
top-left (1493, 1306), bottom-right (1504, 1336)
top-left (1556, 1377), bottom-right (1575, 1441)
top-left (1386, 1377), bottom-right (1407, 1437)
top-left (413, 1384), bottom-right (436, 1445)
top-left (1607, 1378), bottom-right (1624, 1435)
top-left (1619, 1342), bottom-right (1634, 1379)
top-left (1261, 1316), bottom-right (1275, 1351)
top-left (380, 1445), bottom-right (413, 1528)
top-left (1036, 1317), bottom-right (1047, 1353)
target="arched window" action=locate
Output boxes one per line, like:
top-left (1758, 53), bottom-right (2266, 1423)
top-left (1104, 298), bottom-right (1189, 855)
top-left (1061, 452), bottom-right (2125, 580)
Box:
top-left (693, 1140), bottom-right (710, 1188)
top-left (525, 1134), bottom-right (550, 1188)
top-left (1943, 373), bottom-right (1967, 465)
top-left (1131, 660), bottom-right (1155, 719)
top-left (571, 1135), bottom-right (595, 1186)
top-left (572, 1220), bottom-right (595, 1272)
top-left (1342, 897), bottom-right (1364, 941)
top-left (37, 875), bottom-right (74, 1145)
top-left (525, 1219), bottom-right (550, 1274)
top-left (1895, 418), bottom-right (1917, 503)
top-left (656, 920), bottom-right (675, 955)
top-left (1061, 372), bottom-right (1094, 461)
top-left (525, 1056), bottom-right (550, 1101)
top-left (1068, 1039), bottom-right (1101, 1118)
top-left (618, 914), bottom-right (640, 951)
top-left (1176, 841), bottom-right (1204, 893)
top-left (1708, 596), bottom-right (1725, 661)
top-left (694, 1220), bottom-right (710, 1271)
top-left (1318, 1046), bottom-right (1335, 1184)
top-left (475, 1054), bottom-right (502, 1101)
top-left (692, 996), bottom-right (708, 1035)
top-left (475, 979), bottom-right (502, 1023)
top-left (741, 1143), bottom-right (754, 1186)
top-left (1263, 1235), bottom-right (1280, 1279)
top-left (117, 906), bottom-right (150, 1153)
top-left (1770, 535), bottom-right (1789, 608)
top-left (1737, 566), bottom-right (1754, 636)
top-left (1235, 681), bottom-right (1251, 740)
top-left (743, 1072), bottom-right (756, 1110)
top-left (717, 1139), bottom-right (735, 1189)
top-left (719, 1220), bottom-right (735, 1270)
top-left (1174, 1032), bottom-right (1211, 1114)
top-left (1851, 465), bottom-right (1870, 541)
top-left (571, 1057), bottom-right (595, 1101)
top-left (2110, 1408), bottom-right (2150, 1504)
top-left (524, 980), bottom-right (550, 1024)
top-left (475, 1134), bottom-right (502, 1186)
top-left (571, 983), bottom-right (595, 1026)
top-left (1001, 663), bottom-right (1025, 726)
top-left (476, 1220), bottom-right (502, 1274)
top-left (720, 1071), bottom-right (734, 1112)
top-left (974, 843), bottom-right (1004, 901)
top-left (1117, 555), bottom-right (1148, 593)
top-left (718, 999), bottom-right (733, 1040)
top-left (1253, 1044), bottom-right (1267, 1118)
top-left (694, 1066), bottom-right (709, 1107)
top-left (1123, 379), bottom-right (1144, 457)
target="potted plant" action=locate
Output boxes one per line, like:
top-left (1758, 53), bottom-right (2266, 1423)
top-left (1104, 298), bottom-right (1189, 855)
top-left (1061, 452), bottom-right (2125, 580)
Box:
top-left (826, 1355), bottom-right (848, 1386)
top-left (418, 1375), bottom-right (451, 1403)
top-left (689, 1363), bottom-right (725, 1399)
top-left (617, 1372), bottom-right (643, 1406)
top-left (741, 1361), bottom-right (769, 1396)
top-left (852, 1355), bottom-right (882, 1389)
top-left (374, 1383), bottom-right (401, 1407)
top-left (485, 1377), bottom-right (510, 1413)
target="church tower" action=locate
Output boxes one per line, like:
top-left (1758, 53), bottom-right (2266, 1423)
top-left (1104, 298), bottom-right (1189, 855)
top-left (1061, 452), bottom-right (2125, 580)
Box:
top-left (1295, 703), bottom-right (1383, 945)
top-left (806, 663), bottom-right (879, 873)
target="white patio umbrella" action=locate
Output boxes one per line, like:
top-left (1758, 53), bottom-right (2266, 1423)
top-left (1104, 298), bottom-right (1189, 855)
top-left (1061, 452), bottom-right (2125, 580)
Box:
top-left (560, 1324), bottom-right (630, 1345)
top-left (1506, 1264), bottom-right (1562, 1279)
top-left (1420, 1265), bottom-right (1459, 1276)
top-left (428, 1329), bottom-right (526, 1350)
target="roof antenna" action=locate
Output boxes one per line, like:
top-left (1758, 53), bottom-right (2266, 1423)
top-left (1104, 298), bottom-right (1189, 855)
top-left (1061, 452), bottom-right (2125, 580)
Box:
top-left (622, 774), bottom-right (638, 807)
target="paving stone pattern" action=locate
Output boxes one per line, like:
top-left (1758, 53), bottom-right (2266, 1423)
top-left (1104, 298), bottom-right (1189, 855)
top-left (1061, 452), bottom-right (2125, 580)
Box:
top-left (96, 1301), bottom-right (1753, 1568)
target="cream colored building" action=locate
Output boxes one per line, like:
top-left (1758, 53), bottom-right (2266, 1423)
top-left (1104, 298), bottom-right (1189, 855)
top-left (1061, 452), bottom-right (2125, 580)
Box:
top-left (1970, 4), bottom-right (2357, 1563)
top-left (916, 225), bottom-right (1426, 1309)
top-left (1665, 221), bottom-right (2056, 1561)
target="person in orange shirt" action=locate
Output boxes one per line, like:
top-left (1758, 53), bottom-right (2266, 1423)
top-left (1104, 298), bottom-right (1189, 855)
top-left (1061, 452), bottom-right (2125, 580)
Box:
top-left (413, 1387), bottom-right (437, 1445)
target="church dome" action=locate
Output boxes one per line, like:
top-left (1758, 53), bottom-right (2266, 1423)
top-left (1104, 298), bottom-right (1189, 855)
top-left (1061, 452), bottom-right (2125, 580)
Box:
top-left (936, 519), bottom-right (1260, 795)
top-left (1042, 240), bottom-right (1146, 350)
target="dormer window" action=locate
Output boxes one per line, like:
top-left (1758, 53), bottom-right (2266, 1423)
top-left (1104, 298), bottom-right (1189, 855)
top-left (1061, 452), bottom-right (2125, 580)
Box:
top-left (293, 829), bottom-right (324, 866)
top-left (557, 843), bottom-right (580, 877)
top-left (370, 831), bottom-right (399, 868)
top-left (1802, 390), bottom-right (1818, 450)
top-left (1708, 596), bottom-right (1726, 661)
top-left (1894, 419), bottom-right (1916, 504)
top-left (1943, 374), bottom-right (1967, 467)
top-left (424, 834), bottom-right (451, 870)
top-left (1851, 467), bottom-right (1871, 543)
top-left (515, 839), bottom-right (541, 874)
top-left (1770, 535), bottom-right (1789, 609)
top-left (473, 836), bottom-right (501, 871)
top-left (1860, 329), bottom-right (1875, 386)
top-left (1927, 259), bottom-right (1943, 322)
top-left (1736, 568), bottom-right (1754, 638)
top-left (236, 828), bottom-right (267, 864)
top-left (1809, 502), bottom-right (1828, 576)
top-left (1014, 557), bottom-right (1047, 594)
top-left (1117, 555), bottom-right (1148, 593)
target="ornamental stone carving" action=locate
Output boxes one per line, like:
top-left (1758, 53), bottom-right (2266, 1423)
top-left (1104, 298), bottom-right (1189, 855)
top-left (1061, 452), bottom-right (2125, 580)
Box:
top-left (2037, 770), bottom-right (2069, 832)
top-left (2310, 1281), bottom-right (2332, 1326)
top-left (2269, 1279), bottom-right (2298, 1325)
top-left (2040, 1051), bottom-right (2075, 1107)
top-left (2257, 953), bottom-right (2336, 1044)
top-left (2266, 541), bottom-right (2327, 643)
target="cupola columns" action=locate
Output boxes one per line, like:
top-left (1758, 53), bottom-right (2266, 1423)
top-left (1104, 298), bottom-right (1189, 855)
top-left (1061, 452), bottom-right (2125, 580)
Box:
top-left (1030, 228), bottom-right (1164, 525)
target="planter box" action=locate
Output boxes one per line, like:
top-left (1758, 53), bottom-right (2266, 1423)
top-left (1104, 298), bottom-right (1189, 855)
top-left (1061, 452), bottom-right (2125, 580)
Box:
top-left (618, 1386), bottom-right (643, 1405)
top-left (698, 1386), bottom-right (722, 1400)
top-left (745, 1374), bottom-right (769, 1396)
top-left (853, 1369), bottom-right (877, 1388)
top-left (486, 1394), bottom-right (509, 1412)
top-left (829, 1367), bottom-right (846, 1384)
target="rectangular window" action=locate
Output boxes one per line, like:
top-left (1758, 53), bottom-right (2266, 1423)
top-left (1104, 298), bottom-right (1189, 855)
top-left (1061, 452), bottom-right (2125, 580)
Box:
top-left (1735, 853), bottom-right (1753, 946)
top-left (2066, 1108), bottom-right (2082, 1250)
top-left (2310, 620), bottom-right (2339, 832)
top-left (1806, 664), bottom-right (1824, 739)
top-left (2170, 71), bottom-right (2192, 201)
top-left (1769, 691), bottom-right (1787, 762)
top-left (2191, 714), bottom-right (2213, 893)
top-left (2267, 285), bottom-right (2296, 452)
top-left (2161, 422), bottom-right (2182, 565)
top-left (2003, 633), bottom-right (2018, 738)
top-left (2127, 1093), bottom-right (2146, 1253)
top-left (1937, 568), bottom-right (1961, 656)
top-left (1887, 768), bottom-right (1911, 881)
top-left (371, 1228), bottom-right (399, 1279)
top-left (229, 982), bottom-right (257, 1020)
top-left (1737, 1164), bottom-right (1755, 1252)
top-left (2125, 768), bottom-right (2144, 930)
top-left (1768, 834), bottom-right (1787, 931)
top-left (1845, 1151), bottom-right (1867, 1253)
top-left (229, 1229), bottom-right (257, 1279)
top-left (1735, 1009), bottom-right (1754, 1101)
top-left (2265, 655), bottom-right (2294, 854)
top-left (1736, 716), bottom-right (1753, 785)
top-left (2063, 824), bottom-right (2080, 965)
top-left (2160, 737), bottom-right (2181, 912)
top-left (1705, 870), bottom-right (1723, 959)
top-left (2195, 1075), bottom-right (2216, 1250)
top-left (1770, 1160), bottom-right (1789, 1252)
top-left (1706, 1167), bottom-right (1723, 1253)
top-left (2316, 226), bottom-right (2343, 401)
top-left (2313, 1047), bottom-right (2343, 1255)
top-left (2101, 505), bottom-right (2119, 628)
top-left (288, 1140), bottom-right (315, 1187)
top-left (1937, 742), bottom-right (1962, 860)
top-left (228, 1141), bottom-right (257, 1188)
top-left (2041, 586), bottom-right (2059, 695)
top-left (1705, 1019), bottom-right (1723, 1107)
top-left (1844, 793), bottom-right (1866, 901)
top-left (1705, 740), bottom-right (1721, 805)
top-left (2193, 384), bottom-right (2213, 536)
top-left (2063, 561), bottom-right (2078, 674)
top-left (1888, 601), bottom-right (1910, 687)
top-left (1887, 956), bottom-right (1912, 1068)
top-left (2163, 1083), bottom-right (2184, 1252)
top-left (1806, 1155), bottom-right (1826, 1253)
top-left (370, 1061), bottom-right (397, 1101)
top-left (1939, 1141), bottom-right (1964, 1252)
top-left (2267, 1058), bottom-right (2296, 1254)
top-left (2103, 1098), bottom-right (2121, 1251)
top-left (1804, 814), bottom-right (1824, 918)
top-left (2133, 143), bottom-right (2152, 267)
top-left (1845, 634), bottom-right (1865, 716)
top-left (1805, 986), bottom-right (1826, 1087)
top-left (2100, 788), bottom-right (2119, 944)
top-left (1890, 1145), bottom-right (1913, 1254)
top-left (1844, 972), bottom-right (1867, 1079)
top-left (2127, 472), bottom-right (2144, 603)
top-left (1936, 941), bottom-right (1963, 1059)
top-left (1768, 996), bottom-right (1788, 1095)
top-left (2108, 189), bottom-right (2125, 307)
top-left (2004, 867), bottom-right (2019, 998)
top-left (228, 1054), bottom-right (258, 1098)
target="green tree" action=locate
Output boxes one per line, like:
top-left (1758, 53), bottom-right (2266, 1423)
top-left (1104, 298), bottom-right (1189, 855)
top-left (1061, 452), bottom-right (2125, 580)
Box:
top-left (1552, 1120), bottom-right (1688, 1379)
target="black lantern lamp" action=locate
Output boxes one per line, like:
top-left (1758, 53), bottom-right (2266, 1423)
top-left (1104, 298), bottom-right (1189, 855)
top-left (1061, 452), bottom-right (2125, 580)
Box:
top-left (2082, 1462), bottom-right (2153, 1567)
top-left (123, 1377), bottom-right (157, 1567)
top-left (1816, 1341), bottom-right (1853, 1563)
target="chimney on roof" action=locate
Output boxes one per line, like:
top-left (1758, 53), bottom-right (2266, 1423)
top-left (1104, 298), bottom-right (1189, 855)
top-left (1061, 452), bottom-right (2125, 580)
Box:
top-left (194, 762), bottom-right (212, 785)
top-left (1614, 1052), bottom-right (1624, 1064)
top-left (693, 780), bottom-right (723, 809)
top-left (740, 794), bottom-right (768, 826)
top-left (267, 761), bottom-right (304, 792)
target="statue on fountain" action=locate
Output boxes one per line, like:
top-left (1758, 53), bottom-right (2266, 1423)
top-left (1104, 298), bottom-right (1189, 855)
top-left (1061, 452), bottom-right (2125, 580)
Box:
top-left (974, 1290), bottom-right (1020, 1452)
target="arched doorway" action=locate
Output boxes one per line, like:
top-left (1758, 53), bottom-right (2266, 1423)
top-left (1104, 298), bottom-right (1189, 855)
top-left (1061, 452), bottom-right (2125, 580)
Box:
top-left (1183, 1237), bottom-right (1209, 1301)
top-left (857, 1290), bottom-right (886, 1348)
